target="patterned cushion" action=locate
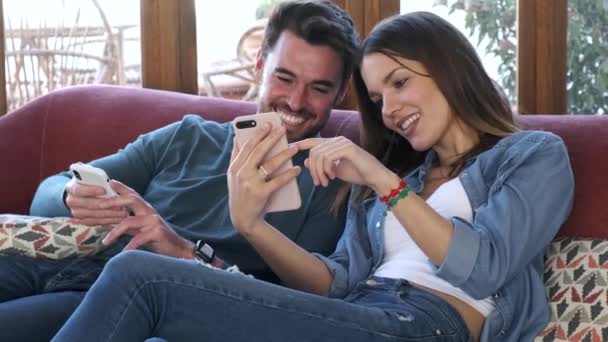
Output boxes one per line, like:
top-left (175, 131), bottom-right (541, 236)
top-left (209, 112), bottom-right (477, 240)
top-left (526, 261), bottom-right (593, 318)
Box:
top-left (0, 214), bottom-right (108, 259)
top-left (536, 239), bottom-right (608, 341)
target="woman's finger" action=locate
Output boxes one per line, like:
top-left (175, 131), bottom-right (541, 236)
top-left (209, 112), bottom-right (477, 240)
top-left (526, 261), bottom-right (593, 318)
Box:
top-left (259, 144), bottom-right (299, 179)
top-left (233, 123), bottom-right (273, 169)
top-left (322, 138), bottom-right (351, 181)
top-left (264, 166), bottom-right (302, 195)
top-left (244, 126), bottom-right (287, 170)
top-left (294, 138), bottom-right (324, 151)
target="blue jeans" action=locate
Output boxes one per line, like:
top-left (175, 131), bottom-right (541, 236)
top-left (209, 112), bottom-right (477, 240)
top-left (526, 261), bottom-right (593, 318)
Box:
top-left (0, 254), bottom-right (106, 341)
top-left (53, 250), bottom-right (471, 341)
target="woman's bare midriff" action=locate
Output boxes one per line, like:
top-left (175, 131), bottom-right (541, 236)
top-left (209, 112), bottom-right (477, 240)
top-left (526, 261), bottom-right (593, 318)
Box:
top-left (412, 282), bottom-right (484, 341)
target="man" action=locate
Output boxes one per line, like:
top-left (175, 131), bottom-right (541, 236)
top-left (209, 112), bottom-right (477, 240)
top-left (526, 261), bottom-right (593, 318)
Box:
top-left (0, 1), bottom-right (361, 340)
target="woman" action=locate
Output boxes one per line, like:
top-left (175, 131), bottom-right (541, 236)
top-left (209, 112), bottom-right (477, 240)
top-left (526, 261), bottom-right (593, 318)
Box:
top-left (53, 12), bottom-right (573, 342)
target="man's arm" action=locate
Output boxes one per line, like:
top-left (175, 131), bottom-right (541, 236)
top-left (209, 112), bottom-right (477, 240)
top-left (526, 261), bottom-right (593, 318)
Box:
top-left (30, 121), bottom-right (181, 219)
top-left (30, 173), bottom-right (72, 217)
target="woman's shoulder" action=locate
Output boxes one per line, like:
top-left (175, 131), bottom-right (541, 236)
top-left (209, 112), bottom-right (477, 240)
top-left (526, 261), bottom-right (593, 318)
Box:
top-left (497, 130), bottom-right (564, 147)
top-left (491, 130), bottom-right (567, 157)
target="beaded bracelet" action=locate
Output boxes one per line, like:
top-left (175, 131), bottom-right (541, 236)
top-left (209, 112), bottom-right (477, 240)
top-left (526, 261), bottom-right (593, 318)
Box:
top-left (379, 180), bottom-right (406, 204)
top-left (379, 179), bottom-right (410, 211)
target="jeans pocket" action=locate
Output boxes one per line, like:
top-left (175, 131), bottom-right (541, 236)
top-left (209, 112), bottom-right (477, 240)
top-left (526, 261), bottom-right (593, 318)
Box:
top-left (44, 258), bottom-right (105, 292)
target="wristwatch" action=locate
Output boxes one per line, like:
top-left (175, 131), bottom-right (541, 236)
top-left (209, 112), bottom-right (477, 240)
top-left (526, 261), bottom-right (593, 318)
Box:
top-left (193, 240), bottom-right (215, 264)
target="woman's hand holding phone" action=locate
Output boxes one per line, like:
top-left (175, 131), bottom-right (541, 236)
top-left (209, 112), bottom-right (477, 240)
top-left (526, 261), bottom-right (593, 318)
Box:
top-left (228, 115), bottom-right (302, 236)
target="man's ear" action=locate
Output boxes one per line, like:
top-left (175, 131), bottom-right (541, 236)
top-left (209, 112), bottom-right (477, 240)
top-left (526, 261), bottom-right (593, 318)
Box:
top-left (335, 78), bottom-right (351, 105)
top-left (254, 49), bottom-right (265, 83)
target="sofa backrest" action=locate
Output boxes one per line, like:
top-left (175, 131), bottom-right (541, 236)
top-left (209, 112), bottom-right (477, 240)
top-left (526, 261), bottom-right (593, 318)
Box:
top-left (0, 85), bottom-right (606, 238)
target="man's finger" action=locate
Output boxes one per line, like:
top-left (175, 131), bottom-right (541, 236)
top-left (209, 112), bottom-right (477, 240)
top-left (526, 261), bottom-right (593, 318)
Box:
top-left (122, 233), bottom-right (150, 251)
top-left (66, 180), bottom-right (107, 197)
top-left (102, 217), bottom-right (142, 245)
top-left (71, 207), bottom-right (128, 219)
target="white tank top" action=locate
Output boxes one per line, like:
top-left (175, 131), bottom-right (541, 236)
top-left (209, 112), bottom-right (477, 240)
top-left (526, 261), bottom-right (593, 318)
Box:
top-left (373, 177), bottom-right (496, 317)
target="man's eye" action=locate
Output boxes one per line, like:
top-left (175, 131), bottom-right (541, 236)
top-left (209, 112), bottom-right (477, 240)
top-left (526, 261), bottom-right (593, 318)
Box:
top-left (277, 75), bottom-right (293, 83)
top-left (313, 87), bottom-right (330, 94)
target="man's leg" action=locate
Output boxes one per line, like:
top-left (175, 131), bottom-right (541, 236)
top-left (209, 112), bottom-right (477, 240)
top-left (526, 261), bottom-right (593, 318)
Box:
top-left (0, 255), bottom-right (104, 301)
top-left (0, 291), bottom-right (85, 342)
top-left (0, 255), bottom-right (105, 341)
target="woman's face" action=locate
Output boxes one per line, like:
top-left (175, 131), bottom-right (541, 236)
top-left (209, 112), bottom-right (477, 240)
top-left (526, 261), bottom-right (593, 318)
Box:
top-left (360, 52), bottom-right (457, 152)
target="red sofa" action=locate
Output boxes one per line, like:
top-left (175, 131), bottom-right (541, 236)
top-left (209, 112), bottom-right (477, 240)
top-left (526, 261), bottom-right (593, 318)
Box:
top-left (1, 85), bottom-right (607, 339)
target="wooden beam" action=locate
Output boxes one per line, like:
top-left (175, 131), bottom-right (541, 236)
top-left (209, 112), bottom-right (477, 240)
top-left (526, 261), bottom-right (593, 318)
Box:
top-left (517, 0), bottom-right (568, 114)
top-left (333, 0), bottom-right (400, 110)
top-left (0, 0), bottom-right (7, 116)
top-left (140, 0), bottom-right (198, 94)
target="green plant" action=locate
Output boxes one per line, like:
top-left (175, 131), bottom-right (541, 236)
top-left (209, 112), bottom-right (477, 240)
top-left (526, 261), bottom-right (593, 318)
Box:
top-left (438, 0), bottom-right (607, 114)
top-left (256, 0), bottom-right (282, 20)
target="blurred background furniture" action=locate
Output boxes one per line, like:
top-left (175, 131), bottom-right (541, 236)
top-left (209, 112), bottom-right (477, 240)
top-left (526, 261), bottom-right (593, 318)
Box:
top-left (3, 0), bottom-right (139, 111)
top-left (199, 18), bottom-right (266, 101)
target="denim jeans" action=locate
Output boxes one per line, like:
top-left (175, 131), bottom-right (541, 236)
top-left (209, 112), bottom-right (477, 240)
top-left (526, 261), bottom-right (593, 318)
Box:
top-left (53, 250), bottom-right (471, 342)
top-left (0, 254), bottom-right (106, 341)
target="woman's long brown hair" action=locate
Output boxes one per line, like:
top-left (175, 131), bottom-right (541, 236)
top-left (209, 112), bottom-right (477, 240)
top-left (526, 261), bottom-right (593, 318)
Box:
top-left (331, 12), bottom-right (518, 214)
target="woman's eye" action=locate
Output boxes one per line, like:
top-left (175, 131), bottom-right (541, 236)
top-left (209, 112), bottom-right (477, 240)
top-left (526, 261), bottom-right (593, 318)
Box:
top-left (394, 78), bottom-right (408, 88)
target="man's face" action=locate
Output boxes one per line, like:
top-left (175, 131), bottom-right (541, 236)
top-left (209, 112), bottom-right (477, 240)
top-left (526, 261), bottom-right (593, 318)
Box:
top-left (255, 31), bottom-right (345, 142)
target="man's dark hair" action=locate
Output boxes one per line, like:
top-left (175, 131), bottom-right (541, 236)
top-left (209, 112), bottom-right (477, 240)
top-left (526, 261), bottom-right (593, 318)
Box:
top-left (262, 0), bottom-right (360, 83)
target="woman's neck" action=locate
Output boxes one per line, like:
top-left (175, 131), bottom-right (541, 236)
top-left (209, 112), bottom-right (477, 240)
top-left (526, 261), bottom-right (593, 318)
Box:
top-left (433, 120), bottom-right (479, 167)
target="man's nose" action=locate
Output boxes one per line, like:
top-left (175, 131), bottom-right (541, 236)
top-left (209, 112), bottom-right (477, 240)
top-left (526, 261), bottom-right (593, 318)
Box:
top-left (287, 86), bottom-right (306, 111)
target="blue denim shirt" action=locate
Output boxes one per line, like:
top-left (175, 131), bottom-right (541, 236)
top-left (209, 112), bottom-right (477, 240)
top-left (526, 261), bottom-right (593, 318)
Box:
top-left (316, 130), bottom-right (574, 341)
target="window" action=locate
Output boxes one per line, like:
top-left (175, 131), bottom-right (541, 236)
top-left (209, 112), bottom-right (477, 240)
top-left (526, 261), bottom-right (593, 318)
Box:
top-left (196, 0), bottom-right (283, 101)
top-left (3, 0), bottom-right (141, 111)
top-left (567, 0), bottom-right (608, 114)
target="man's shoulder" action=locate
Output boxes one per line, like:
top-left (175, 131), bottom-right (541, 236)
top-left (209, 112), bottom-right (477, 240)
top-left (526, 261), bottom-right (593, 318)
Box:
top-left (171, 115), bottom-right (233, 142)
top-left (179, 115), bottom-right (231, 133)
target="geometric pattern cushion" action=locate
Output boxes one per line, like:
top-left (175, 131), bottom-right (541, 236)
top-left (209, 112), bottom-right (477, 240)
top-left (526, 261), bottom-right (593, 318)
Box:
top-left (535, 239), bottom-right (608, 341)
top-left (0, 214), bottom-right (108, 259)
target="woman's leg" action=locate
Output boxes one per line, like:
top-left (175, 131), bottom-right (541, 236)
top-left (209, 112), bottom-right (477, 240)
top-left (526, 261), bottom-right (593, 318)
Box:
top-left (53, 250), bottom-right (469, 342)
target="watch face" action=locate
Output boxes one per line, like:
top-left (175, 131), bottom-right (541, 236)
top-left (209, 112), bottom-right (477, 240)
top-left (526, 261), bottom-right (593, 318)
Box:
top-left (196, 241), bottom-right (214, 263)
top-left (201, 243), bottom-right (214, 256)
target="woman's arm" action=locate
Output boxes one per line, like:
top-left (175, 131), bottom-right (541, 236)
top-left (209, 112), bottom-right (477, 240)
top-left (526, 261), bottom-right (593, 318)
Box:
top-left (228, 125), bottom-right (335, 295)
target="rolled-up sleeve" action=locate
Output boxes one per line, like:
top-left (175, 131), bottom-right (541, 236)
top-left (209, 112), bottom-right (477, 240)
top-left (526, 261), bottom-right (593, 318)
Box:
top-left (434, 133), bottom-right (574, 299)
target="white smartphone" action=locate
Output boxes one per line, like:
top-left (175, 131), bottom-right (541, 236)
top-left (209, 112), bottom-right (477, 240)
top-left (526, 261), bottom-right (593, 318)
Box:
top-left (232, 112), bottom-right (302, 213)
top-left (69, 163), bottom-right (117, 198)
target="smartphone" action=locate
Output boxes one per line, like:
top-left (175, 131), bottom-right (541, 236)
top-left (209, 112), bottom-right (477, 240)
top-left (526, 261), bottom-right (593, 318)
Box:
top-left (69, 163), bottom-right (117, 198)
top-left (232, 112), bottom-right (302, 213)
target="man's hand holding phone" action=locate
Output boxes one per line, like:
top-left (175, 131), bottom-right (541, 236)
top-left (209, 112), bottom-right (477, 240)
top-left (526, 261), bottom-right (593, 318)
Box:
top-left (65, 163), bottom-right (128, 227)
top-left (66, 163), bottom-right (194, 258)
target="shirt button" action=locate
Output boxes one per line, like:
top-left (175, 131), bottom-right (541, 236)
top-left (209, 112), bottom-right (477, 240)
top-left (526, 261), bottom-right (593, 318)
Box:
top-left (435, 329), bottom-right (442, 335)
top-left (493, 292), bottom-right (500, 298)
top-left (365, 279), bottom-right (378, 286)
top-left (376, 221), bottom-right (381, 228)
